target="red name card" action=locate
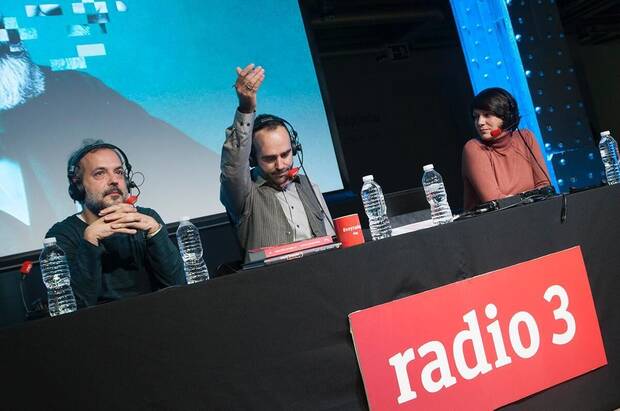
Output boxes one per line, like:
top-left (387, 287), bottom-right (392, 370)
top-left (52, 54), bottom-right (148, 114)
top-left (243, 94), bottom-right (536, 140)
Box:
top-left (349, 247), bottom-right (607, 411)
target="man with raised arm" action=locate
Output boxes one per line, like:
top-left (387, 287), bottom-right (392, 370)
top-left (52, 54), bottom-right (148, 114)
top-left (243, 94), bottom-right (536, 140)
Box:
top-left (220, 64), bottom-right (334, 252)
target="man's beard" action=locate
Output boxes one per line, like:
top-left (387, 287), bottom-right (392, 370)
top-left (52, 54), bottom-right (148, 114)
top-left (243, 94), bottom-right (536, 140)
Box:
top-left (0, 52), bottom-right (45, 111)
top-left (83, 187), bottom-right (125, 215)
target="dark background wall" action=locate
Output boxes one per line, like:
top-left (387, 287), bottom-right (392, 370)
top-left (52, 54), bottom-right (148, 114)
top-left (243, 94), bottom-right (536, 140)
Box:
top-left (2, 0), bottom-right (619, 328)
top-left (320, 47), bottom-right (473, 201)
top-left (300, 0), bottom-right (473, 202)
top-left (556, 0), bottom-right (620, 137)
top-left (571, 41), bottom-right (620, 135)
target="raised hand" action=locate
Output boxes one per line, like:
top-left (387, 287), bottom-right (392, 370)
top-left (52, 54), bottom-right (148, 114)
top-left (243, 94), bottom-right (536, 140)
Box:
top-left (235, 63), bottom-right (265, 114)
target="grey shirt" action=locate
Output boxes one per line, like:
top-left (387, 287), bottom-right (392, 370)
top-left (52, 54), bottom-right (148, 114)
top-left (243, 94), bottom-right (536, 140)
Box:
top-left (220, 110), bottom-right (334, 250)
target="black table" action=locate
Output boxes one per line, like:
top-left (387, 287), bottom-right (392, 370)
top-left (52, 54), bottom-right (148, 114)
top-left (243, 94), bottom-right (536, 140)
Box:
top-left (1, 186), bottom-right (619, 410)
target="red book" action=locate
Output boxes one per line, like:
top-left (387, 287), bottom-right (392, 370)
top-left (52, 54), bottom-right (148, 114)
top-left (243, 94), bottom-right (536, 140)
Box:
top-left (246, 235), bottom-right (334, 263)
top-left (243, 242), bottom-right (342, 270)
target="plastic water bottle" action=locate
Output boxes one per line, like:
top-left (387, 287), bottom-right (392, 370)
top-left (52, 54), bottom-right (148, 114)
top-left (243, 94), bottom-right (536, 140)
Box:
top-left (176, 217), bottom-right (209, 284)
top-left (361, 175), bottom-right (392, 240)
top-left (422, 164), bottom-right (453, 225)
top-left (599, 130), bottom-right (620, 185)
top-left (40, 237), bottom-right (77, 316)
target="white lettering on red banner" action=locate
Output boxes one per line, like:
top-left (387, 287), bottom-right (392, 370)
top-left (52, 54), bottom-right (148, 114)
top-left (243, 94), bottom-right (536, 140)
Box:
top-left (349, 247), bottom-right (607, 410)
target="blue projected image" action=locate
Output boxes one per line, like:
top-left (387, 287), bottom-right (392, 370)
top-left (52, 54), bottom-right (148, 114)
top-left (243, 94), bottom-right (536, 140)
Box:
top-left (0, 0), bottom-right (342, 257)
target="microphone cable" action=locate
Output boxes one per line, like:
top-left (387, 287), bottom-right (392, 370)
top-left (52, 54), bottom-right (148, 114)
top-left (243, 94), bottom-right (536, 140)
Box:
top-left (18, 261), bottom-right (47, 319)
top-left (297, 148), bottom-right (336, 235)
top-left (489, 116), bottom-right (552, 190)
top-left (561, 193), bottom-right (568, 224)
top-left (516, 129), bottom-right (552, 188)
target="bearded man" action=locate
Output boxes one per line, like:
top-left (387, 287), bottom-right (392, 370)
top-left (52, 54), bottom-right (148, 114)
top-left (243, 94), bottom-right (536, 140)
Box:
top-left (0, 18), bottom-right (221, 258)
top-left (45, 140), bottom-right (184, 308)
top-left (0, 37), bottom-right (45, 111)
top-left (220, 64), bottom-right (334, 252)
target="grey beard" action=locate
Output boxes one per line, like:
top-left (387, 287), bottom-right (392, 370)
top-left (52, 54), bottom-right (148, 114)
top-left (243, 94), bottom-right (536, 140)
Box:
top-left (83, 196), bottom-right (105, 216)
top-left (0, 53), bottom-right (45, 111)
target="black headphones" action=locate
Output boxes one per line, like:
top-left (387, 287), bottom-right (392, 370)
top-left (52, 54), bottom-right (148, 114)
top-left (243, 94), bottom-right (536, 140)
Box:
top-left (67, 142), bottom-right (135, 202)
top-left (249, 114), bottom-right (302, 167)
top-left (495, 88), bottom-right (520, 132)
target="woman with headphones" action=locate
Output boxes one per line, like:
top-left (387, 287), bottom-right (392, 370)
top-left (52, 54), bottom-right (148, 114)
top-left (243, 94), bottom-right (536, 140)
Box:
top-left (462, 87), bottom-right (551, 210)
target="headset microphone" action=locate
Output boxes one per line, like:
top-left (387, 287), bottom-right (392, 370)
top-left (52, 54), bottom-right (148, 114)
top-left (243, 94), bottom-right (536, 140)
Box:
top-left (489, 117), bottom-right (520, 138)
top-left (287, 167), bottom-right (300, 179)
top-left (124, 177), bottom-right (141, 205)
top-left (125, 195), bottom-right (139, 205)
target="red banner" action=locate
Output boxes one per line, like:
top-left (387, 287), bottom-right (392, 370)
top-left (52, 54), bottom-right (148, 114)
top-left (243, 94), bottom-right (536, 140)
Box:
top-left (349, 247), bottom-right (607, 410)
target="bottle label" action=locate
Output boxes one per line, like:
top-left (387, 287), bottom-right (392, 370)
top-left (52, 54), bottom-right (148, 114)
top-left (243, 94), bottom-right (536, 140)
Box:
top-left (426, 183), bottom-right (443, 192)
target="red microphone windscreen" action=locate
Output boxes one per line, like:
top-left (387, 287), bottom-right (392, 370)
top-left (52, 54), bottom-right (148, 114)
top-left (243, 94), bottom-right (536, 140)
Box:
top-left (20, 260), bottom-right (33, 275)
top-left (490, 128), bottom-right (502, 138)
top-left (125, 195), bottom-right (139, 205)
top-left (287, 167), bottom-right (300, 178)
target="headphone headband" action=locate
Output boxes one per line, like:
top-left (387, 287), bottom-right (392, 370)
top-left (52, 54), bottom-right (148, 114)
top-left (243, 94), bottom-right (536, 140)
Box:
top-left (483, 88), bottom-right (519, 131)
top-left (67, 142), bottom-right (132, 178)
top-left (498, 89), bottom-right (519, 131)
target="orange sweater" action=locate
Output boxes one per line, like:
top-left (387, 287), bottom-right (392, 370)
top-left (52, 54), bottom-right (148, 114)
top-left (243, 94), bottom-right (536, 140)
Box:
top-left (462, 129), bottom-right (550, 210)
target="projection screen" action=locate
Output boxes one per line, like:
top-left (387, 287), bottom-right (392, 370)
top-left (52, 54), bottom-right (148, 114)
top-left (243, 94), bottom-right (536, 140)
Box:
top-left (0, 0), bottom-right (343, 257)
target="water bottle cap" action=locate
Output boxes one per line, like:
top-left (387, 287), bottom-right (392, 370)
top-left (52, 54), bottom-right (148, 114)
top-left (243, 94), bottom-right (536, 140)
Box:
top-left (362, 175), bottom-right (374, 182)
top-left (423, 164), bottom-right (434, 172)
top-left (179, 216), bottom-right (190, 222)
top-left (600, 130), bottom-right (611, 137)
top-left (43, 237), bottom-right (56, 246)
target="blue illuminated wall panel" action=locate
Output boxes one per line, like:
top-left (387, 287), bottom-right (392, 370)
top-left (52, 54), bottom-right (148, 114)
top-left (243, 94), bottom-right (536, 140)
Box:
top-left (450, 0), bottom-right (604, 192)
top-left (507, 0), bottom-right (603, 190)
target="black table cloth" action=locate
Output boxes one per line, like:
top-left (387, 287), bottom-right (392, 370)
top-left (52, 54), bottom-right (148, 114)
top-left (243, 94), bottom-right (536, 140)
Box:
top-left (1, 186), bottom-right (619, 410)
